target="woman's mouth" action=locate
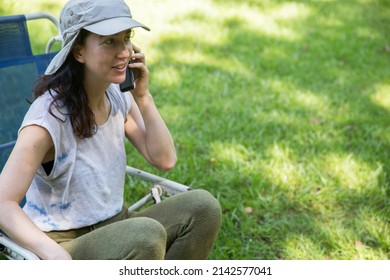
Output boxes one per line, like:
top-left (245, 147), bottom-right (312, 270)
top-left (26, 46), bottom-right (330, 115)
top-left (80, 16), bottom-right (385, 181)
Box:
top-left (113, 63), bottom-right (127, 73)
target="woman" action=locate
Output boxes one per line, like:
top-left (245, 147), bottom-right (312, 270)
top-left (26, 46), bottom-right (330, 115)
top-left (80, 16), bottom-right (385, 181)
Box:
top-left (0, 0), bottom-right (221, 260)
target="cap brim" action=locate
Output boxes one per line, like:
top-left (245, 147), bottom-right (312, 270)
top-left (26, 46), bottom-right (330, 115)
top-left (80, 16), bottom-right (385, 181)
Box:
top-left (83, 16), bottom-right (150, 35)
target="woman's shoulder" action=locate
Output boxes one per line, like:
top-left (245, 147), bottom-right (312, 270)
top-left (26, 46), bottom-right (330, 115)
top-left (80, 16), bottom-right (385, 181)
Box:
top-left (25, 90), bottom-right (67, 123)
top-left (31, 90), bottom-right (61, 107)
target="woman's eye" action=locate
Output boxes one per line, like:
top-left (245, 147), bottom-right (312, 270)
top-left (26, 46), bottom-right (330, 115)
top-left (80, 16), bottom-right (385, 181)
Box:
top-left (104, 38), bottom-right (114, 44)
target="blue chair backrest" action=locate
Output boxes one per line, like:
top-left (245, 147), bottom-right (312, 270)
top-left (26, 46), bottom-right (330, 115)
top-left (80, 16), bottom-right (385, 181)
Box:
top-left (0, 14), bottom-right (58, 171)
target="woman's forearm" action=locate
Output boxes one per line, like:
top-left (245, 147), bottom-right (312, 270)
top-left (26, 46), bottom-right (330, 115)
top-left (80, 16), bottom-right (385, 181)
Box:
top-left (134, 92), bottom-right (177, 170)
top-left (0, 201), bottom-right (72, 259)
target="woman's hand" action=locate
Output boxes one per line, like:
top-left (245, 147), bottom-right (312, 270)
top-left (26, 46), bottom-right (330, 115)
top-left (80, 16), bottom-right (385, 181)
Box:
top-left (129, 44), bottom-right (149, 99)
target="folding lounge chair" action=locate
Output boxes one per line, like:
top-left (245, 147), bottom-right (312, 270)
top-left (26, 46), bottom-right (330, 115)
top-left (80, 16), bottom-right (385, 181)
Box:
top-left (0, 13), bottom-right (190, 260)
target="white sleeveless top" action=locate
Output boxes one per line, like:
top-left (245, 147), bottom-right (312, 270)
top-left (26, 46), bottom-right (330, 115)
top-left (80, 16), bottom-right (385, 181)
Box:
top-left (20, 84), bottom-right (131, 232)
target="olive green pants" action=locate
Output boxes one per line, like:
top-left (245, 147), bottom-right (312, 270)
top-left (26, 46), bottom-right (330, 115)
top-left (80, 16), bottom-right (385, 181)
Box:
top-left (45, 189), bottom-right (222, 260)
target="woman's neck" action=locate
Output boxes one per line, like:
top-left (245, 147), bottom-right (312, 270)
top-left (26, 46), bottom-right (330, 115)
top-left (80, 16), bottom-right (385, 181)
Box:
top-left (83, 77), bottom-right (111, 126)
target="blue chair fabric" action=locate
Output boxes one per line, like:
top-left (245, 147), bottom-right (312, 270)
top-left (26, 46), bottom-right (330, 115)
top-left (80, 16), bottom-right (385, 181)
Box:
top-left (0, 14), bottom-right (57, 171)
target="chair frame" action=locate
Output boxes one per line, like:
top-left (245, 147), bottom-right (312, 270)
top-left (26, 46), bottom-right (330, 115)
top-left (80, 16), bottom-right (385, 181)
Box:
top-left (24, 12), bottom-right (62, 53)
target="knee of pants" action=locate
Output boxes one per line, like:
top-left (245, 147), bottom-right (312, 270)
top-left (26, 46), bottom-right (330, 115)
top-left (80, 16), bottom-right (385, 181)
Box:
top-left (123, 217), bottom-right (167, 258)
top-left (184, 189), bottom-right (222, 228)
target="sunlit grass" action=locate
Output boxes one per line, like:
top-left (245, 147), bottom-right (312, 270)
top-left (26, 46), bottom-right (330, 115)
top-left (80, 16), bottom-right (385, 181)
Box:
top-left (322, 154), bottom-right (373, 189)
top-left (372, 83), bottom-right (390, 110)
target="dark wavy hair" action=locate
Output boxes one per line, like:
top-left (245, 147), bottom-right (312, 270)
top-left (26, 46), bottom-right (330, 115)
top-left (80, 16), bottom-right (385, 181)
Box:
top-left (33, 29), bottom-right (96, 138)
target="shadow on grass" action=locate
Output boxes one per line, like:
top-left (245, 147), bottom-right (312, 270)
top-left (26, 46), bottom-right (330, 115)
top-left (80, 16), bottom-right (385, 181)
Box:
top-left (143, 0), bottom-right (389, 259)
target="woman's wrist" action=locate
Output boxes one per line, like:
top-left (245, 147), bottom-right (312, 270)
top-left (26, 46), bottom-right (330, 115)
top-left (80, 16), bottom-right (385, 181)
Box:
top-left (133, 92), bottom-right (154, 109)
top-left (37, 241), bottom-right (72, 260)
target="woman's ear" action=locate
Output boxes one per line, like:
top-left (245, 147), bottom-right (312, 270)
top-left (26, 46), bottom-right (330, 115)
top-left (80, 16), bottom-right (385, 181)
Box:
top-left (73, 44), bottom-right (85, 63)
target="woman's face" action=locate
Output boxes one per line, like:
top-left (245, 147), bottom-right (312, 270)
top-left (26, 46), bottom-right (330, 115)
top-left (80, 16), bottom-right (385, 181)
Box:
top-left (74, 29), bottom-right (133, 87)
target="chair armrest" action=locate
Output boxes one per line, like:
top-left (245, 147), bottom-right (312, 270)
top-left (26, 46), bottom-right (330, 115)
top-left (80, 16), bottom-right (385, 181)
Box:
top-left (0, 232), bottom-right (40, 260)
top-left (126, 166), bottom-right (191, 196)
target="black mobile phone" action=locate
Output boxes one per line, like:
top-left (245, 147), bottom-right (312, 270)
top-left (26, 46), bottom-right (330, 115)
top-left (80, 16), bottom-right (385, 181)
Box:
top-left (120, 64), bottom-right (136, 92)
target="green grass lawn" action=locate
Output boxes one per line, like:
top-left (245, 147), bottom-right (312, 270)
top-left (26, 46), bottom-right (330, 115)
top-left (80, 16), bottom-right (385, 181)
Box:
top-left (1, 0), bottom-right (389, 260)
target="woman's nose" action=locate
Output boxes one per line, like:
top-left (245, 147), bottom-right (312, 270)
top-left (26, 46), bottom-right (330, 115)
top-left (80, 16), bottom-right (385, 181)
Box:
top-left (118, 42), bottom-right (131, 59)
